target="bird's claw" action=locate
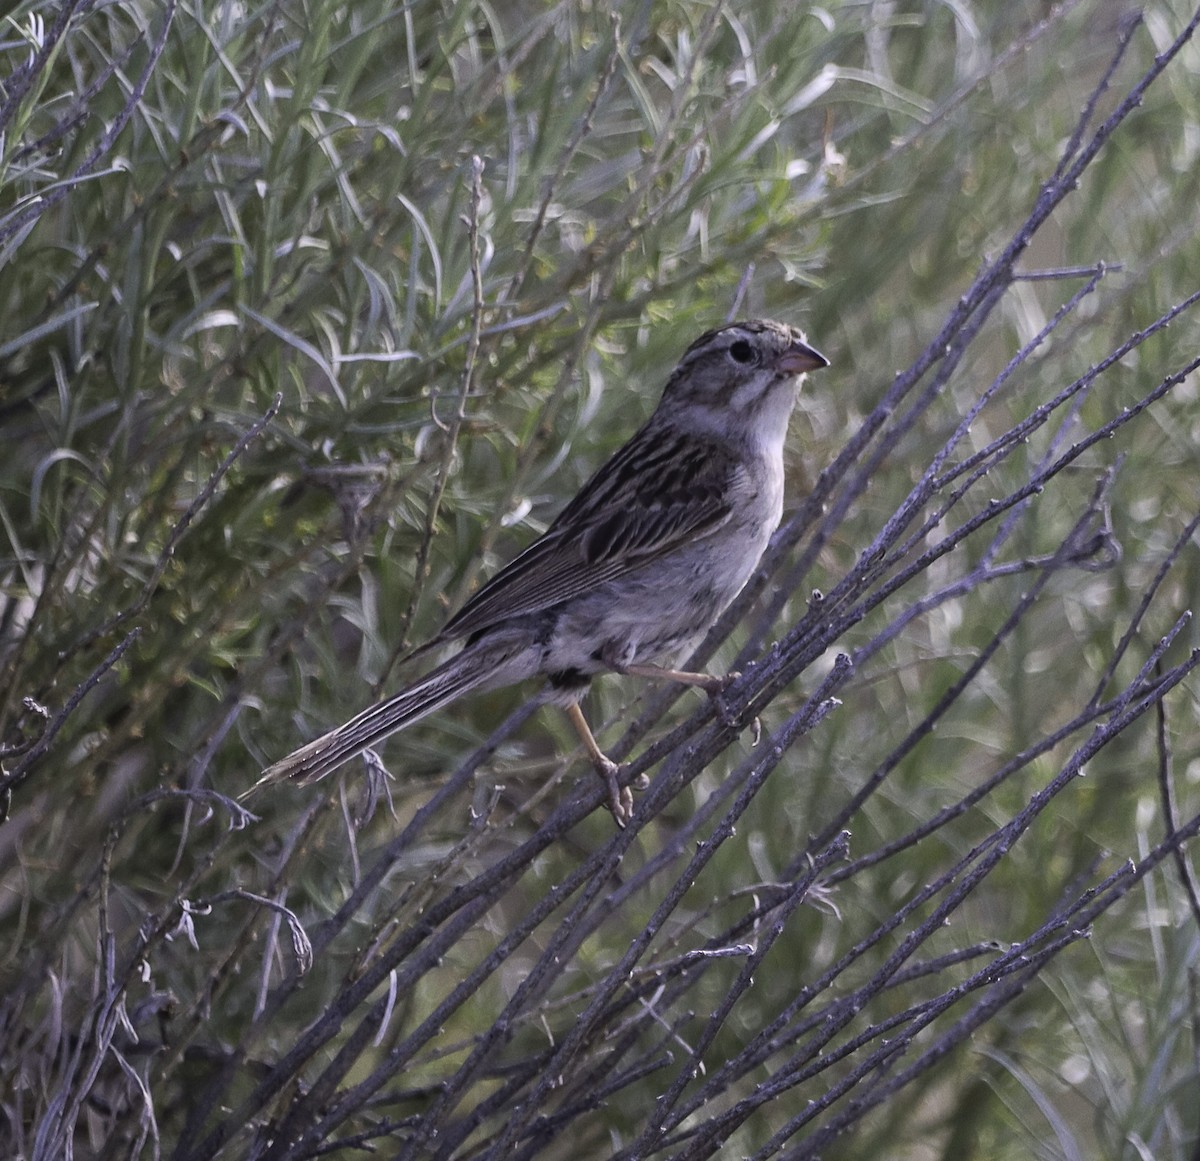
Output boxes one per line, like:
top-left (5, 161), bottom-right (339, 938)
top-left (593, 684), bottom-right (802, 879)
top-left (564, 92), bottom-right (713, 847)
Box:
top-left (749, 715), bottom-right (762, 747)
top-left (595, 756), bottom-right (634, 827)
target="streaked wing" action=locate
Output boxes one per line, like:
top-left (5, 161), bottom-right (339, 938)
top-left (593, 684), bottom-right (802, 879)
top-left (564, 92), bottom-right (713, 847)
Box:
top-left (437, 427), bottom-right (737, 643)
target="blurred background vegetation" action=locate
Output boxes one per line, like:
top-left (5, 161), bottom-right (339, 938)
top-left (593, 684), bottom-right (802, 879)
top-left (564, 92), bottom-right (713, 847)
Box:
top-left (2, 0), bottom-right (1200, 1158)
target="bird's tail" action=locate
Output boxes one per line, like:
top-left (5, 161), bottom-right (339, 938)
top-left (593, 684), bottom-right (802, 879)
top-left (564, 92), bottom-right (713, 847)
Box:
top-left (246, 634), bottom-right (535, 796)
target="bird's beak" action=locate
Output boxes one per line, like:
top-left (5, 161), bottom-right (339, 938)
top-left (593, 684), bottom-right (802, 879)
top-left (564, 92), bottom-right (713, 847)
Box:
top-left (776, 337), bottom-right (829, 375)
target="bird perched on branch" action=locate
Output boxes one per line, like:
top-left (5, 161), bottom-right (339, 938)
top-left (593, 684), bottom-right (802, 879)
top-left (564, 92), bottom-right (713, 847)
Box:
top-left (252, 319), bottom-right (828, 823)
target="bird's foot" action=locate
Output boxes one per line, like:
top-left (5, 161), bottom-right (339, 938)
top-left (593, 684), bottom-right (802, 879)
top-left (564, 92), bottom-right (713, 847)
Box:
top-left (592, 754), bottom-right (634, 827)
top-left (704, 671), bottom-right (761, 744)
top-left (705, 670), bottom-right (741, 728)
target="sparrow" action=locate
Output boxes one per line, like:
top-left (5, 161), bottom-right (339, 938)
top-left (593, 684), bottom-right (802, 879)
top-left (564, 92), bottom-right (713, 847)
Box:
top-left (253, 320), bottom-right (828, 823)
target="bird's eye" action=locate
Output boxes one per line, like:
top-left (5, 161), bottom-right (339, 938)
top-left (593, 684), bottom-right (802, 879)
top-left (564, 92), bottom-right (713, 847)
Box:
top-left (728, 339), bottom-right (757, 364)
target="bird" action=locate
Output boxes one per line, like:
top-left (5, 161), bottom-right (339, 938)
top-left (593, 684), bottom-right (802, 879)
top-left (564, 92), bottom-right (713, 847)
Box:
top-left (251, 319), bottom-right (828, 823)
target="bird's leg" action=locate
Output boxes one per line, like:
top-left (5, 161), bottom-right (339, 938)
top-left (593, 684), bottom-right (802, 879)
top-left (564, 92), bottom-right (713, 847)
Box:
top-left (564, 702), bottom-right (633, 826)
top-left (620, 662), bottom-right (758, 737)
top-left (619, 662), bottom-right (738, 693)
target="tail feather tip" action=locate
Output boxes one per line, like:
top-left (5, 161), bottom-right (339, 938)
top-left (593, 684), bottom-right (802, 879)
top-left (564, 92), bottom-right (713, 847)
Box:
top-left (242, 735), bottom-right (338, 799)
